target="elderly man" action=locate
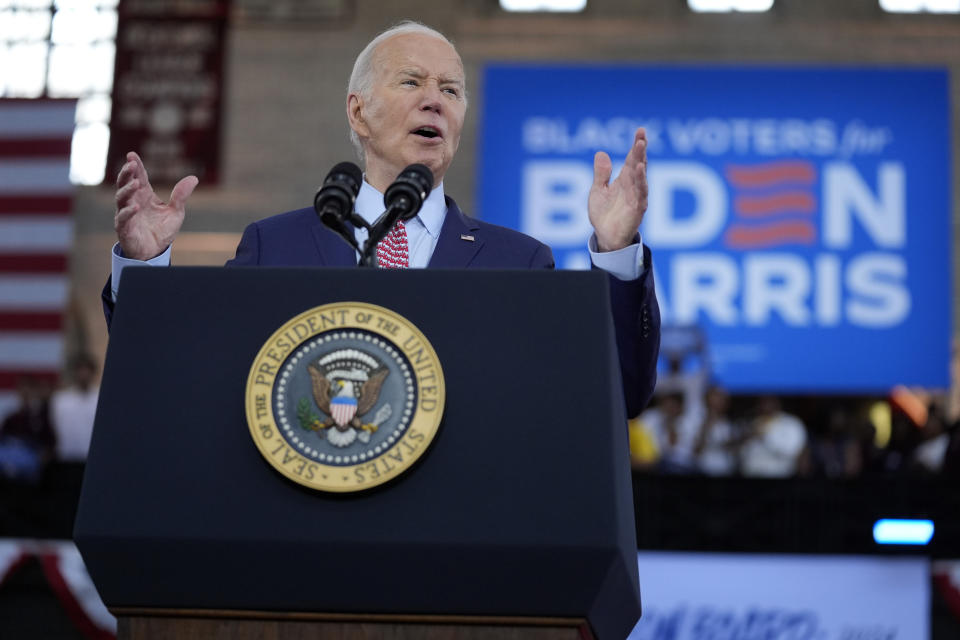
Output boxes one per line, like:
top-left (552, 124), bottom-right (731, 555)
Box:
top-left (105, 21), bottom-right (659, 416)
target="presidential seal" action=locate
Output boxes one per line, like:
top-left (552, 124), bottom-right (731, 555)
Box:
top-left (245, 302), bottom-right (445, 492)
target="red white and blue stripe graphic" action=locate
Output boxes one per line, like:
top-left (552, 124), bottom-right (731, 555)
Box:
top-left (330, 396), bottom-right (358, 427)
top-left (0, 540), bottom-right (116, 639)
top-left (0, 99), bottom-right (76, 419)
top-left (723, 160), bottom-right (818, 249)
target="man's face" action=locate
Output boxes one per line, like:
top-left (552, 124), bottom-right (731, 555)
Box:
top-left (348, 33), bottom-right (466, 191)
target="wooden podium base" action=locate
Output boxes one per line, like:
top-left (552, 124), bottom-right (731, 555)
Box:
top-left (114, 609), bottom-right (596, 640)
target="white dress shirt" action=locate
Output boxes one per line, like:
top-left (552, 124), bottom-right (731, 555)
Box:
top-left (51, 386), bottom-right (98, 461)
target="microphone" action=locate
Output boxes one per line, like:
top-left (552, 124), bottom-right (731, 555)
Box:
top-left (361, 164), bottom-right (435, 267)
top-left (383, 163), bottom-right (434, 221)
top-left (314, 162), bottom-right (363, 251)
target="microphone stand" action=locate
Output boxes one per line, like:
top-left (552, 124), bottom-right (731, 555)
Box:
top-left (318, 208), bottom-right (364, 255)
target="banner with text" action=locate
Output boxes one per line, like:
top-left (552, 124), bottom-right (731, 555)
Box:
top-left (480, 66), bottom-right (951, 391)
top-left (107, 0), bottom-right (229, 186)
top-left (631, 552), bottom-right (928, 640)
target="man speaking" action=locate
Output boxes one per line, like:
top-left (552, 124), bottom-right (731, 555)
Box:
top-left (105, 20), bottom-right (660, 416)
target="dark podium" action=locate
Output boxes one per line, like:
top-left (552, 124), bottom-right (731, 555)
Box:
top-left (74, 267), bottom-right (641, 640)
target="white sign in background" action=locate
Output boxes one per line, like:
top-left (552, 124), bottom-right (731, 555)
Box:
top-left (631, 552), bottom-right (928, 640)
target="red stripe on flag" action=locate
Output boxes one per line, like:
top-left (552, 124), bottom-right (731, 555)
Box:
top-left (0, 255), bottom-right (69, 273)
top-left (933, 571), bottom-right (960, 621)
top-left (0, 313), bottom-right (64, 331)
top-left (0, 549), bottom-right (31, 586)
top-left (0, 139), bottom-right (73, 157)
top-left (40, 554), bottom-right (117, 640)
top-left (0, 196), bottom-right (73, 215)
top-left (0, 371), bottom-right (61, 389)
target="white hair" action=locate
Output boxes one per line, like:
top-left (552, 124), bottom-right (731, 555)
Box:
top-left (347, 20), bottom-right (466, 160)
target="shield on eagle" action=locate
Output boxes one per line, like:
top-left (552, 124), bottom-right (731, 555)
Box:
top-left (330, 396), bottom-right (358, 427)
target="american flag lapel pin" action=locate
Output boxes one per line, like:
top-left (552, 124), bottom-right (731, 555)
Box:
top-left (460, 234), bottom-right (475, 242)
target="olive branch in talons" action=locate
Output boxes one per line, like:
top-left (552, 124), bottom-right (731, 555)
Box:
top-left (297, 397), bottom-right (326, 431)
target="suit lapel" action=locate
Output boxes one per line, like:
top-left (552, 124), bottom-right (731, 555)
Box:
top-left (428, 197), bottom-right (484, 269)
top-left (311, 219), bottom-right (358, 267)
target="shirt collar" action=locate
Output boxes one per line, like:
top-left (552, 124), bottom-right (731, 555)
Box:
top-left (354, 178), bottom-right (446, 239)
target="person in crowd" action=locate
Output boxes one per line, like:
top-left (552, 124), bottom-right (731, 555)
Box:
top-left (907, 393), bottom-right (952, 474)
top-left (941, 416), bottom-right (960, 478)
top-left (0, 376), bottom-right (56, 481)
top-left (738, 396), bottom-right (807, 478)
top-left (627, 413), bottom-right (660, 470)
top-left (878, 405), bottom-right (920, 474)
top-left (51, 354), bottom-right (100, 462)
top-left (634, 392), bottom-right (699, 473)
top-left (936, 342), bottom-right (960, 477)
top-left (691, 386), bottom-right (736, 476)
top-left (803, 402), bottom-right (865, 478)
top-left (942, 346), bottom-right (960, 477)
top-left (877, 385), bottom-right (949, 474)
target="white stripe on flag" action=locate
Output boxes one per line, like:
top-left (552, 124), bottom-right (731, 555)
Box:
top-left (0, 103), bottom-right (76, 137)
top-left (0, 276), bottom-right (69, 310)
top-left (0, 217), bottom-right (74, 252)
top-left (54, 543), bottom-right (117, 633)
top-left (0, 538), bottom-right (29, 582)
top-left (0, 332), bottom-right (64, 368)
top-left (0, 160), bottom-right (72, 193)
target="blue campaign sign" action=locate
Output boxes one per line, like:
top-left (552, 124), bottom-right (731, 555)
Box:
top-left (479, 65), bottom-right (952, 392)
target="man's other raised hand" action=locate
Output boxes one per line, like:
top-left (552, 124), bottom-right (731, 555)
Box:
top-left (114, 151), bottom-right (198, 261)
top-left (588, 127), bottom-right (649, 252)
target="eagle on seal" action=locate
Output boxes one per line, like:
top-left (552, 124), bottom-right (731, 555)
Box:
top-left (307, 357), bottom-right (389, 448)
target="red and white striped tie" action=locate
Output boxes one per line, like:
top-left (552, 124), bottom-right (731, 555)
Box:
top-left (377, 221), bottom-right (409, 268)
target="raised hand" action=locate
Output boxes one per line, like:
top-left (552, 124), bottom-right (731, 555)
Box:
top-left (114, 152), bottom-right (198, 260)
top-left (588, 128), bottom-right (649, 252)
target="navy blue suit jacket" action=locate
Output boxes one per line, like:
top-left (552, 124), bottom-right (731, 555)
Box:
top-left (104, 196), bottom-right (660, 416)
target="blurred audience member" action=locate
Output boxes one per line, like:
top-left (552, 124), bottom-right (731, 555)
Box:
top-left (0, 376), bottom-right (56, 481)
top-left (739, 396), bottom-right (807, 478)
top-left (628, 415), bottom-right (659, 470)
top-left (905, 393), bottom-right (951, 474)
top-left (691, 386), bottom-right (736, 476)
top-left (849, 402), bottom-right (883, 474)
top-left (880, 408), bottom-right (921, 473)
top-left (51, 354), bottom-right (100, 462)
top-left (941, 342), bottom-right (960, 477)
top-left (942, 418), bottom-right (960, 478)
top-left (948, 339), bottom-right (960, 426)
top-left (635, 392), bottom-right (699, 473)
top-left (880, 386), bottom-right (942, 474)
top-left (805, 404), bottom-right (863, 478)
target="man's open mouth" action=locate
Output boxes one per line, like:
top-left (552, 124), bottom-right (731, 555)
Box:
top-left (412, 126), bottom-right (441, 139)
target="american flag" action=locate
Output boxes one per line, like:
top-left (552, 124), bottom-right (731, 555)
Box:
top-left (0, 99), bottom-right (76, 419)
